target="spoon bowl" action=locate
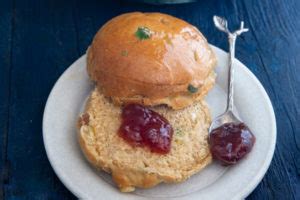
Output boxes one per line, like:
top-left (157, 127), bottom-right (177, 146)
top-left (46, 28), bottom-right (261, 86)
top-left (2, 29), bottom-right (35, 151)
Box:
top-left (209, 110), bottom-right (241, 133)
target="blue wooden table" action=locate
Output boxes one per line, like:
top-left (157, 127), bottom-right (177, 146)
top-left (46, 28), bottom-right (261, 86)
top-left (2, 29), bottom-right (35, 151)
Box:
top-left (1, 0), bottom-right (299, 199)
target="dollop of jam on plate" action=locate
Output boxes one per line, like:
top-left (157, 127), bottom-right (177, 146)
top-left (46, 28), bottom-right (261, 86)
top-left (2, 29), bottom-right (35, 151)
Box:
top-left (209, 122), bottom-right (256, 165)
top-left (119, 104), bottom-right (173, 154)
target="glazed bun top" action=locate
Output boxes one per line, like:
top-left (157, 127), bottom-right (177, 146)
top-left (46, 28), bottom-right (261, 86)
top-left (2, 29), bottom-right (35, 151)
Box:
top-left (87, 12), bottom-right (217, 109)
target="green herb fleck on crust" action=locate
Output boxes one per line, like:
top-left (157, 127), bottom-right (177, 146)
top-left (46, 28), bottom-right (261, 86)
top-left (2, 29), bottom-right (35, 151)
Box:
top-left (187, 84), bottom-right (198, 93)
top-left (121, 50), bottom-right (128, 56)
top-left (135, 27), bottom-right (151, 40)
top-left (175, 128), bottom-right (184, 136)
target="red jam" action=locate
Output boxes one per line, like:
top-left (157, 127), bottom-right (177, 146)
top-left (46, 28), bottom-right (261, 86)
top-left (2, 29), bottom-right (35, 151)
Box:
top-left (119, 104), bottom-right (173, 154)
top-left (209, 122), bottom-right (255, 165)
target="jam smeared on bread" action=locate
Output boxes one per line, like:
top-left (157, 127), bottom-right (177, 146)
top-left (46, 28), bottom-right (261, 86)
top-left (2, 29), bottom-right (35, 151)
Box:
top-left (119, 104), bottom-right (173, 154)
top-left (77, 113), bottom-right (90, 127)
top-left (209, 122), bottom-right (255, 165)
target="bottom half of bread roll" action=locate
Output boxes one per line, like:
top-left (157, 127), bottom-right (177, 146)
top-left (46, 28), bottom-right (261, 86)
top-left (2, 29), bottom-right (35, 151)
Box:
top-left (78, 88), bottom-right (212, 192)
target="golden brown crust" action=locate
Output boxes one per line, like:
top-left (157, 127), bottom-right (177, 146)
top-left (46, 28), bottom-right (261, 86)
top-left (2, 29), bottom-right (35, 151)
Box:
top-left (87, 12), bottom-right (217, 108)
top-left (110, 71), bottom-right (216, 110)
top-left (78, 89), bottom-right (212, 192)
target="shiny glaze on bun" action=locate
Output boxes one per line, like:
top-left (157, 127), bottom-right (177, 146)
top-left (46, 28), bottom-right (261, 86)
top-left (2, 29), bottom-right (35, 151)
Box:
top-left (87, 12), bottom-right (216, 109)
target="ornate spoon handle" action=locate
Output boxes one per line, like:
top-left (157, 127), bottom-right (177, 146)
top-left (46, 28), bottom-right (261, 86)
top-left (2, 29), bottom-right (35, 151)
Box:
top-left (213, 16), bottom-right (248, 112)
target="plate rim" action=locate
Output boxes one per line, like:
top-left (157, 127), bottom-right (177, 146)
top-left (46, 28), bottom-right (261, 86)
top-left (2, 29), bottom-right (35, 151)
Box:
top-left (42, 45), bottom-right (276, 200)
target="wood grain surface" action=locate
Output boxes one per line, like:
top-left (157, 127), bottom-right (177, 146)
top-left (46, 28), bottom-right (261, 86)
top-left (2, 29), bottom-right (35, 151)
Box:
top-left (0, 0), bottom-right (299, 199)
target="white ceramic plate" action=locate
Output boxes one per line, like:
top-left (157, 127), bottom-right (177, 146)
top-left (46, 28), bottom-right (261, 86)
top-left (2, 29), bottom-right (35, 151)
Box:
top-left (43, 45), bottom-right (276, 200)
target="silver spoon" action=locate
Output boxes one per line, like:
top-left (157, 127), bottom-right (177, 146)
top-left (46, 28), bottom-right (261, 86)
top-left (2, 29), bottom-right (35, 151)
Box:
top-left (209, 16), bottom-right (249, 133)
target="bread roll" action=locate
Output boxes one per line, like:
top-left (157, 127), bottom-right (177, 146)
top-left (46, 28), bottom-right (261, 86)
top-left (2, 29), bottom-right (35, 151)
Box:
top-left (87, 12), bottom-right (217, 109)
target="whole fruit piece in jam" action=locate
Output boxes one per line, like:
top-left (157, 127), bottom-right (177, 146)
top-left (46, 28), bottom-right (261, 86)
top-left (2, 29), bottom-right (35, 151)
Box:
top-left (119, 104), bottom-right (173, 154)
top-left (209, 122), bottom-right (255, 165)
